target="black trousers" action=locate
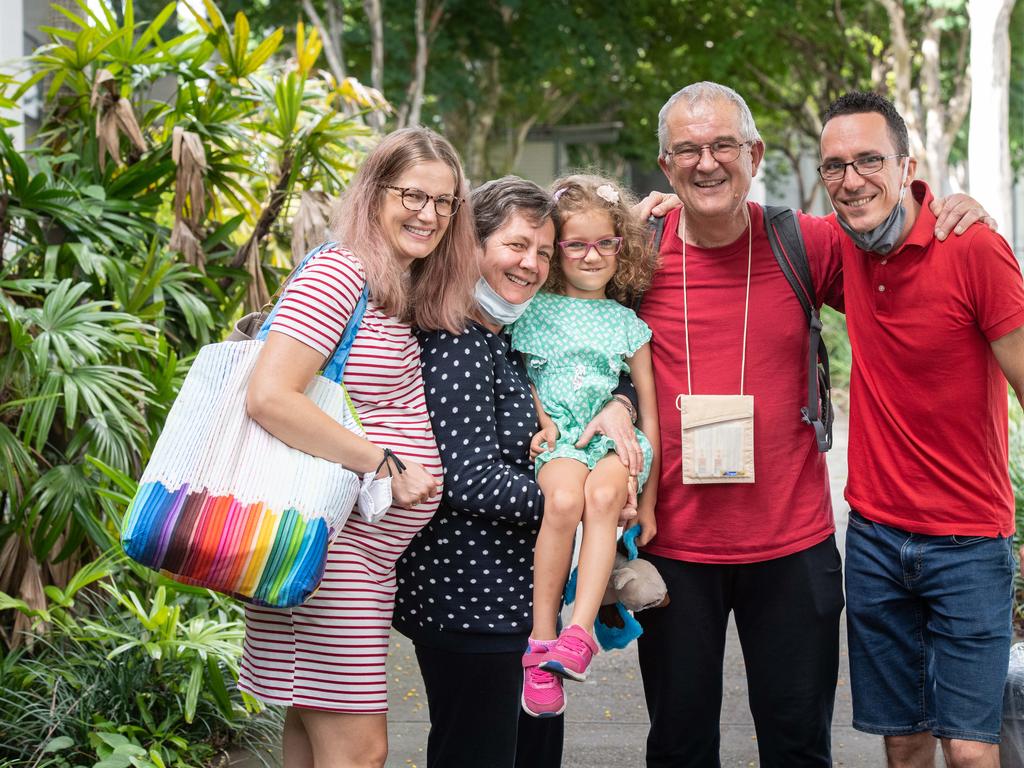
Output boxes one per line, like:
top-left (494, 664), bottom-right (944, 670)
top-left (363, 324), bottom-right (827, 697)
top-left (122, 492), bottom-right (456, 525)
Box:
top-left (414, 642), bottom-right (564, 768)
top-left (636, 535), bottom-right (845, 768)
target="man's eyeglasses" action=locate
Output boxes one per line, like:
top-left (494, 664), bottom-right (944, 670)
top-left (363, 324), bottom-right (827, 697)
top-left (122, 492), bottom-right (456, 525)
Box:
top-left (558, 237), bottom-right (624, 259)
top-left (816, 154), bottom-right (906, 182)
top-left (382, 185), bottom-right (461, 217)
top-left (663, 140), bottom-right (753, 168)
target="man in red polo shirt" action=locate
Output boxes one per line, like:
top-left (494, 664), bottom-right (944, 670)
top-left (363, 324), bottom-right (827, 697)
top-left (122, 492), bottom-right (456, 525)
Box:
top-left (819, 91), bottom-right (1024, 768)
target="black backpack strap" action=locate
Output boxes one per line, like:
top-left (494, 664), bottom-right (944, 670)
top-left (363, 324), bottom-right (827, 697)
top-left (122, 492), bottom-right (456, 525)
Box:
top-left (762, 205), bottom-right (833, 452)
top-left (648, 213), bottom-right (666, 255)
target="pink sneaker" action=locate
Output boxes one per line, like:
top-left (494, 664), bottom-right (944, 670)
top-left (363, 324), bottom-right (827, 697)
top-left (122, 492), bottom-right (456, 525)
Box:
top-left (539, 624), bottom-right (599, 681)
top-left (521, 639), bottom-right (565, 718)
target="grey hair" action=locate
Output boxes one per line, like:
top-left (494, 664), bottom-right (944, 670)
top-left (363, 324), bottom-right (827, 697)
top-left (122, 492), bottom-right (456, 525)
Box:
top-left (657, 81), bottom-right (762, 155)
top-left (470, 175), bottom-right (559, 245)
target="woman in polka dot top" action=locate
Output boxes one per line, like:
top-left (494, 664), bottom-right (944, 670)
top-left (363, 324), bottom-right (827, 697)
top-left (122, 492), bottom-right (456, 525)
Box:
top-left (394, 176), bottom-right (640, 768)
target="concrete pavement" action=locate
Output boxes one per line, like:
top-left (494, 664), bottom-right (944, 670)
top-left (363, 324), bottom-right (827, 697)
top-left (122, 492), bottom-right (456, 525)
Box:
top-left (384, 409), bottom-right (888, 766)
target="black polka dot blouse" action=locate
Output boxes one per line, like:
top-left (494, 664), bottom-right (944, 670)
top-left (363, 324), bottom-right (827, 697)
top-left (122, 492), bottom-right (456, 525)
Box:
top-left (394, 322), bottom-right (543, 653)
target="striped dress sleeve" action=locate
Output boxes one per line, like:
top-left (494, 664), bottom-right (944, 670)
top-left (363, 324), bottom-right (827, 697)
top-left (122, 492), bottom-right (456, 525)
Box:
top-left (268, 247), bottom-right (367, 358)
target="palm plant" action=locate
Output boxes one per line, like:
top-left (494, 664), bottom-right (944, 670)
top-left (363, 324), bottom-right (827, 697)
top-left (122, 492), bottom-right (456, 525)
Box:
top-left (0, 0), bottom-right (385, 647)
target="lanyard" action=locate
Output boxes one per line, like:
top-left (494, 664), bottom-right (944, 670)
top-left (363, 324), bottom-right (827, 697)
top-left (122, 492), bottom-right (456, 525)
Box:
top-left (681, 208), bottom-right (753, 396)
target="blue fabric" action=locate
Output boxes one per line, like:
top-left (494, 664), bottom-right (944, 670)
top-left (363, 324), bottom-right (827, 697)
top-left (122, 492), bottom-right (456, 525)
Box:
top-left (621, 524), bottom-right (641, 560)
top-left (256, 241), bottom-right (368, 384)
top-left (845, 510), bottom-right (1015, 743)
top-left (594, 602), bottom-right (643, 650)
top-left (563, 567), bottom-right (578, 605)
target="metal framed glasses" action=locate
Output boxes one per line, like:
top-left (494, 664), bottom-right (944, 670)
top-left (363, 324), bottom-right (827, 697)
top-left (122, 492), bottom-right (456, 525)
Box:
top-left (558, 237), bottom-right (624, 259)
top-left (382, 185), bottom-right (461, 217)
top-left (816, 154), bottom-right (906, 182)
top-left (663, 140), bottom-right (753, 168)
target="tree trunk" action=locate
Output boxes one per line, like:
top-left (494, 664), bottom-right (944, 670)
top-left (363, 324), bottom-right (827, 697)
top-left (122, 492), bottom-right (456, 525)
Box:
top-left (505, 113), bottom-right (539, 175)
top-left (968, 0), bottom-right (1016, 244)
top-left (464, 51), bottom-right (502, 185)
top-left (878, 0), bottom-right (972, 195)
top-left (326, 0), bottom-right (346, 79)
top-left (222, 153), bottom-right (295, 301)
top-left (397, 0), bottom-right (430, 128)
top-left (879, 0), bottom-right (924, 163)
top-left (363, 0), bottom-right (385, 130)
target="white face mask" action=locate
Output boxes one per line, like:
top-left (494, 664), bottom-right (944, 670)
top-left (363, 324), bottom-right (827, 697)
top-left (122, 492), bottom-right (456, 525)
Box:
top-left (474, 276), bottom-right (533, 326)
top-left (830, 157), bottom-right (911, 255)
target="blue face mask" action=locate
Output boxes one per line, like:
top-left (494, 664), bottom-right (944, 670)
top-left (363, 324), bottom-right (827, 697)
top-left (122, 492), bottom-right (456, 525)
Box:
top-left (832, 158), bottom-right (910, 255)
top-left (474, 277), bottom-right (533, 326)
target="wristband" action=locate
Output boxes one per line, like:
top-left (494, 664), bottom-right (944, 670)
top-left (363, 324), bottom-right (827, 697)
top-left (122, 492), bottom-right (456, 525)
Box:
top-left (375, 448), bottom-right (407, 477)
top-left (611, 395), bottom-right (638, 424)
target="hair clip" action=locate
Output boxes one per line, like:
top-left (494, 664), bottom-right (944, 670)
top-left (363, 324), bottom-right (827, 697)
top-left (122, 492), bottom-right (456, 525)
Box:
top-left (552, 187), bottom-right (569, 202)
top-left (595, 184), bottom-right (620, 205)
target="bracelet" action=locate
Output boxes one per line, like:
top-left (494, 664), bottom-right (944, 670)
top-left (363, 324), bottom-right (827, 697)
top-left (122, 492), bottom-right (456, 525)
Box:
top-left (375, 448), bottom-right (407, 477)
top-left (611, 395), bottom-right (638, 424)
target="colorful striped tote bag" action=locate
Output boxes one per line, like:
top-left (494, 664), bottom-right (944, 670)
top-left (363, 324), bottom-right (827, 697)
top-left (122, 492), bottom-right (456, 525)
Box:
top-left (121, 243), bottom-right (376, 607)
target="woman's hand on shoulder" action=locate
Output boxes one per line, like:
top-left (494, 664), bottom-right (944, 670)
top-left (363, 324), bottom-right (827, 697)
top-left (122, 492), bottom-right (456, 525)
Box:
top-left (384, 456), bottom-right (442, 508)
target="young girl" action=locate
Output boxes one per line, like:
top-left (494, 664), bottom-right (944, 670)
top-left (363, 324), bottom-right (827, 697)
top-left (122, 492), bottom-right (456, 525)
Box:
top-left (511, 174), bottom-right (660, 718)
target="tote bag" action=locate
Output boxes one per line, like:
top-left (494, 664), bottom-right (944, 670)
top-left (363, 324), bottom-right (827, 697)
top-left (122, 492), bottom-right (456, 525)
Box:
top-left (121, 243), bottom-right (378, 607)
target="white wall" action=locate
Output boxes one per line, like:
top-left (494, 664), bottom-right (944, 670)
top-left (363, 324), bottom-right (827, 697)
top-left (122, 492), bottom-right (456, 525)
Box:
top-left (0, 0), bottom-right (24, 148)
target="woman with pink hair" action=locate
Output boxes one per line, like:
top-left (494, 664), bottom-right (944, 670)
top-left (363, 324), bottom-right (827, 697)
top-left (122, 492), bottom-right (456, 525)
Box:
top-left (239, 127), bottom-right (477, 768)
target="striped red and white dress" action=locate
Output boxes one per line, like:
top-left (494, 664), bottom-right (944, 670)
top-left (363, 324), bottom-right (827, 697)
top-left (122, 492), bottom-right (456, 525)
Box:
top-left (238, 246), bottom-right (441, 713)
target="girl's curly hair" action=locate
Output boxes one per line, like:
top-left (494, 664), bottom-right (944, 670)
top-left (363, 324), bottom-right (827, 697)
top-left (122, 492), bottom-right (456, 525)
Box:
top-left (545, 173), bottom-right (655, 305)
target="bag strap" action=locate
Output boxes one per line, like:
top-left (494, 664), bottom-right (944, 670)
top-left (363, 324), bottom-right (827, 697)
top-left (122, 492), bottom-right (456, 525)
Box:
top-left (762, 205), bottom-right (833, 452)
top-left (255, 241), bottom-right (370, 385)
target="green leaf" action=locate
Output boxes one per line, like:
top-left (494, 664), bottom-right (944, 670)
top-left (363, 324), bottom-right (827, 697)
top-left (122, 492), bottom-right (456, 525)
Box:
top-left (184, 660), bottom-right (202, 723)
top-left (43, 736), bottom-right (75, 753)
top-left (86, 455), bottom-right (139, 497)
top-left (95, 732), bottom-right (132, 749)
top-left (205, 655), bottom-right (234, 717)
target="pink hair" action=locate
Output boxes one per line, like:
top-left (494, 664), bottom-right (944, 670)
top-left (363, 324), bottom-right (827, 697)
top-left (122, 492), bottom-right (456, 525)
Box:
top-left (330, 127), bottom-right (477, 333)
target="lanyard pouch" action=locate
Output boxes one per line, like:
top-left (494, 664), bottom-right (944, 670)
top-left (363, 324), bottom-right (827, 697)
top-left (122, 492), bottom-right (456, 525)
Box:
top-left (678, 394), bottom-right (754, 484)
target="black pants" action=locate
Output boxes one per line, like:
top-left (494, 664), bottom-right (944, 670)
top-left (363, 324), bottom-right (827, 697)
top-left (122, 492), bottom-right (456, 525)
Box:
top-left (414, 642), bottom-right (563, 768)
top-left (637, 535), bottom-right (845, 768)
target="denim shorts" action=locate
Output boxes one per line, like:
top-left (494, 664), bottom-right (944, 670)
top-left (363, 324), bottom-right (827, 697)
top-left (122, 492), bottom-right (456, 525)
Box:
top-left (844, 510), bottom-right (1015, 744)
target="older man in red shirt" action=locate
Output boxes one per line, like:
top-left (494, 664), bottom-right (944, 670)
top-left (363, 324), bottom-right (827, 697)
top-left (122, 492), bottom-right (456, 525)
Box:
top-left (820, 91), bottom-right (1024, 768)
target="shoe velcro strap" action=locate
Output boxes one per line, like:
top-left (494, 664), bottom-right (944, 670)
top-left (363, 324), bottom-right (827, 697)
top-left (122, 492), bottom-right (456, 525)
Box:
top-left (522, 651), bottom-right (549, 667)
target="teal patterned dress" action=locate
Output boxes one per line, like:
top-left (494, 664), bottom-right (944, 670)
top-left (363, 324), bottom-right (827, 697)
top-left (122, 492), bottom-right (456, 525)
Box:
top-left (510, 291), bottom-right (654, 489)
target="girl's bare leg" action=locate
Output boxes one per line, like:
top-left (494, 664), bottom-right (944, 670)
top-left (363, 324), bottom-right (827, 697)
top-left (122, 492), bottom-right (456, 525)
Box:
top-left (568, 454), bottom-right (629, 633)
top-left (533, 458), bottom-right (591, 639)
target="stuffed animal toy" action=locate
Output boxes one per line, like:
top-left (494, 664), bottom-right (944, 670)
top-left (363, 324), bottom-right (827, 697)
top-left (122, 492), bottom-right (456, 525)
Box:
top-left (563, 525), bottom-right (669, 650)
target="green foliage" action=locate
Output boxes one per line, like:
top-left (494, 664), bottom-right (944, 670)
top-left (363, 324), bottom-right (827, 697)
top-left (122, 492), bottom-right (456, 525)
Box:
top-left (0, 554), bottom-right (282, 767)
top-left (820, 306), bottom-right (851, 396)
top-left (1010, 397), bottom-right (1024, 620)
top-left (0, 2), bottom-right (381, 758)
top-left (0, 0), bottom-right (378, 625)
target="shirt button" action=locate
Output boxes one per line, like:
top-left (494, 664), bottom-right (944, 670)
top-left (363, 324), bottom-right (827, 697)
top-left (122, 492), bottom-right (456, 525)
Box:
top-left (881, 259), bottom-right (888, 265)
top-left (878, 285), bottom-right (886, 292)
